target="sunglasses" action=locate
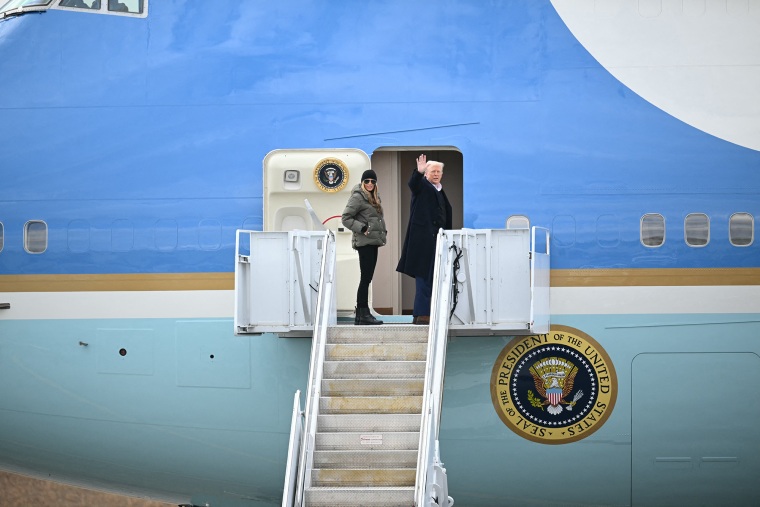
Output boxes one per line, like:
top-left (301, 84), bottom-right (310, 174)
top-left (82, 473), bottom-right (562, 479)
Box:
top-left (363, 179), bottom-right (376, 184)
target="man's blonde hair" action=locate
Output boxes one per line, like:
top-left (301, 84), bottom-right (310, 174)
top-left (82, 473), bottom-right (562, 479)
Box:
top-left (425, 161), bottom-right (444, 172)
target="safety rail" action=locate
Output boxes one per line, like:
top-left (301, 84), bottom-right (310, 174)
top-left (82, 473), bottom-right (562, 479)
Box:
top-left (283, 229), bottom-right (337, 507)
top-left (530, 227), bottom-right (551, 335)
top-left (234, 230), bottom-right (328, 336)
top-left (415, 229), bottom-right (455, 507)
top-left (281, 390), bottom-right (302, 507)
top-left (414, 227), bottom-right (551, 506)
top-left (446, 227), bottom-right (550, 336)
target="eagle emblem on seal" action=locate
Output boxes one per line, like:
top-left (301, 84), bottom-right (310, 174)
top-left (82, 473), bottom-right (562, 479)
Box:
top-left (529, 357), bottom-right (584, 415)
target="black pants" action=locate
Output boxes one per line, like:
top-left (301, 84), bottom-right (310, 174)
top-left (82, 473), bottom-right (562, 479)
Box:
top-left (356, 245), bottom-right (379, 308)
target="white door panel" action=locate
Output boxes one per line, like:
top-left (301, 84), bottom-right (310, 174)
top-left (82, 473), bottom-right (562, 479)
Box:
top-left (263, 149), bottom-right (371, 313)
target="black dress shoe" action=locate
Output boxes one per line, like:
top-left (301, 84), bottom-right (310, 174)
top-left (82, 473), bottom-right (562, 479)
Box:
top-left (415, 315), bottom-right (430, 325)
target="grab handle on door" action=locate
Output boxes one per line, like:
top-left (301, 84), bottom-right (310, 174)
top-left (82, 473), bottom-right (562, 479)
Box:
top-left (0, 303), bottom-right (10, 310)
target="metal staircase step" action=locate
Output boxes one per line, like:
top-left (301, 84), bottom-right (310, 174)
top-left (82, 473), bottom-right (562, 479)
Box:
top-left (328, 325), bottom-right (428, 343)
top-left (323, 360), bottom-right (425, 379)
top-left (319, 396), bottom-right (422, 414)
top-left (311, 468), bottom-right (416, 487)
top-left (321, 378), bottom-right (424, 396)
top-left (304, 486), bottom-right (414, 507)
top-left (313, 449), bottom-right (418, 469)
top-left (317, 414), bottom-right (422, 433)
top-left (325, 343), bottom-right (427, 361)
top-left (315, 431), bottom-right (419, 451)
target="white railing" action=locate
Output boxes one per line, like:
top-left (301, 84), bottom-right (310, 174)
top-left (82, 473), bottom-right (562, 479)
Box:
top-left (530, 226), bottom-right (551, 335)
top-left (415, 229), bottom-right (455, 507)
top-left (288, 229), bottom-right (337, 507)
top-left (444, 228), bottom-right (550, 336)
top-left (281, 390), bottom-right (302, 507)
top-left (234, 230), bottom-right (326, 336)
top-left (413, 227), bottom-right (551, 506)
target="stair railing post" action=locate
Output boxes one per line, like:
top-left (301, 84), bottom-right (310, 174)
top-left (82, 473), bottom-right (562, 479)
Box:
top-left (293, 230), bottom-right (336, 506)
top-left (415, 229), bottom-right (454, 507)
top-left (282, 390), bottom-right (303, 507)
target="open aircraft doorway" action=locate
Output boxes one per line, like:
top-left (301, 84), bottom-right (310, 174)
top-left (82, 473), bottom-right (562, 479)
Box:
top-left (371, 148), bottom-right (464, 315)
top-left (263, 147), bottom-right (463, 317)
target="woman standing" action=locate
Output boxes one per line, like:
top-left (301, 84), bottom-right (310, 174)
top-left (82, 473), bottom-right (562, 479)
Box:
top-left (341, 169), bottom-right (387, 325)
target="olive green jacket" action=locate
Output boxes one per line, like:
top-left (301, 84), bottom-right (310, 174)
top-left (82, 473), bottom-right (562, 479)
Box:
top-left (341, 184), bottom-right (387, 249)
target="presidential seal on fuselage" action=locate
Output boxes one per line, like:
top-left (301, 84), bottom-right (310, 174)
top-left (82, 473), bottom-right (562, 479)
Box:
top-left (314, 157), bottom-right (348, 192)
top-left (490, 325), bottom-right (617, 444)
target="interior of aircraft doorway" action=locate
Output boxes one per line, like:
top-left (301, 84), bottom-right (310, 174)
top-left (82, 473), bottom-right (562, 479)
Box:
top-left (370, 148), bottom-right (464, 315)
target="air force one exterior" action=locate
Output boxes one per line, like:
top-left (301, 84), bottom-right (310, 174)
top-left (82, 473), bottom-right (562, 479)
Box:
top-left (1, 1), bottom-right (759, 506)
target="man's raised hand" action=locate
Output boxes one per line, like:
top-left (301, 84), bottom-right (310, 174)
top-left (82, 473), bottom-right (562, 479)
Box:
top-left (416, 154), bottom-right (427, 173)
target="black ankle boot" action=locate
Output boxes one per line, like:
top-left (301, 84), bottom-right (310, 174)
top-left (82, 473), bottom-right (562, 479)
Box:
top-left (355, 307), bottom-right (383, 325)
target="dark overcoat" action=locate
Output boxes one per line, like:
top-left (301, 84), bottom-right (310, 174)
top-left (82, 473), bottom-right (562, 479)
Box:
top-left (396, 169), bottom-right (453, 279)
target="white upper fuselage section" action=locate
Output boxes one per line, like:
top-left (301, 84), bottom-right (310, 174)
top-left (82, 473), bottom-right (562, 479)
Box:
top-left (552, 0), bottom-right (760, 151)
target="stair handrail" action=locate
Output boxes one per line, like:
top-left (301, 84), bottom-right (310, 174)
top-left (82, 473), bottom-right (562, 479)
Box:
top-left (290, 229), bottom-right (337, 507)
top-left (281, 390), bottom-right (303, 507)
top-left (415, 229), bottom-right (455, 507)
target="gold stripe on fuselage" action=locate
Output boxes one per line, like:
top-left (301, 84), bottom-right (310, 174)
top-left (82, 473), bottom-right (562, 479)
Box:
top-left (0, 273), bottom-right (234, 292)
top-left (551, 268), bottom-right (760, 287)
top-left (1, 268), bottom-right (759, 292)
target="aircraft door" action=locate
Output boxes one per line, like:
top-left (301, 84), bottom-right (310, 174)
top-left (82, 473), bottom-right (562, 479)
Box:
top-left (263, 149), bottom-right (371, 314)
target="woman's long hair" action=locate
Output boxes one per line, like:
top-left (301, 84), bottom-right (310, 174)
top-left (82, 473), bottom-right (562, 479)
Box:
top-left (361, 181), bottom-right (383, 215)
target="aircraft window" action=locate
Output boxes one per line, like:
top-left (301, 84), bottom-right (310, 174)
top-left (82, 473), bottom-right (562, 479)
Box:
top-left (111, 219), bottom-right (134, 252)
top-left (684, 213), bottom-right (709, 247)
top-left (55, 0), bottom-right (145, 15)
top-left (1, 0), bottom-right (53, 17)
top-left (596, 214), bottom-right (620, 248)
top-left (107, 0), bottom-right (141, 13)
top-left (198, 219), bottom-right (222, 251)
top-left (506, 215), bottom-right (530, 229)
top-left (0, 222), bottom-right (3, 252)
top-left (640, 213), bottom-right (665, 247)
top-left (24, 220), bottom-right (48, 254)
top-left (552, 215), bottom-right (576, 247)
top-left (729, 212), bottom-right (754, 247)
top-left (154, 219), bottom-right (178, 251)
top-left (67, 219), bottom-right (90, 252)
top-left (58, 0), bottom-right (97, 9)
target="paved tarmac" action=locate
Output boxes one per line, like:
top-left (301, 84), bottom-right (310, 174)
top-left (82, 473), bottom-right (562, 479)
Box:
top-left (0, 471), bottom-right (174, 507)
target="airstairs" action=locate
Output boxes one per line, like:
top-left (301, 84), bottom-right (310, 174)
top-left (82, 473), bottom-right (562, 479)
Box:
top-left (304, 324), bottom-right (427, 506)
top-left (234, 226), bottom-right (550, 507)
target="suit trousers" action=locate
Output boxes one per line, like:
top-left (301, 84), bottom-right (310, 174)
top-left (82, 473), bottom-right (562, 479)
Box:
top-left (413, 274), bottom-right (433, 317)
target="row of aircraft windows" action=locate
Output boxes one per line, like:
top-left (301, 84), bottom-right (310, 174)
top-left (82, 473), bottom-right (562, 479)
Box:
top-left (507, 212), bottom-right (755, 248)
top-left (0, 219), bottom-right (232, 254)
top-left (0, 0), bottom-right (146, 17)
top-left (0, 213), bottom-right (755, 254)
top-left (639, 212), bottom-right (754, 248)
